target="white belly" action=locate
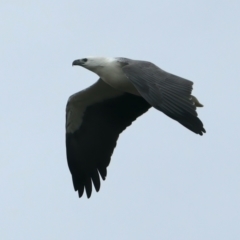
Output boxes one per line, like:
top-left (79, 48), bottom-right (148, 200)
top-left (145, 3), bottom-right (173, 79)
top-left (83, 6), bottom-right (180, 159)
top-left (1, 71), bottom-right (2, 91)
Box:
top-left (96, 63), bottom-right (140, 96)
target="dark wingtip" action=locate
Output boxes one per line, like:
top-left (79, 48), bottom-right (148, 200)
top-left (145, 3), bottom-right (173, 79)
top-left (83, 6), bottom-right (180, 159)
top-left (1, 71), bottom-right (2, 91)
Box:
top-left (196, 123), bottom-right (206, 136)
top-left (165, 110), bottom-right (206, 136)
top-left (98, 167), bottom-right (107, 180)
top-left (84, 178), bottom-right (92, 198)
top-left (196, 127), bottom-right (206, 136)
top-left (77, 183), bottom-right (84, 198)
top-left (78, 189), bottom-right (84, 198)
top-left (74, 174), bottom-right (101, 198)
top-left (92, 170), bottom-right (101, 192)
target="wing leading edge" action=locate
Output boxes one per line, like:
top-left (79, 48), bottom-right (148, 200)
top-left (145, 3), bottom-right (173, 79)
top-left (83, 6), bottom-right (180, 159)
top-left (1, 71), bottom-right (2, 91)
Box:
top-left (66, 79), bottom-right (151, 198)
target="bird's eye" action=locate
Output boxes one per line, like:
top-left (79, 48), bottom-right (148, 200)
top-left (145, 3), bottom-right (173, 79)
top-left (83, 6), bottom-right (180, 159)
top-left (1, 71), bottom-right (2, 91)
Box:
top-left (82, 58), bottom-right (88, 63)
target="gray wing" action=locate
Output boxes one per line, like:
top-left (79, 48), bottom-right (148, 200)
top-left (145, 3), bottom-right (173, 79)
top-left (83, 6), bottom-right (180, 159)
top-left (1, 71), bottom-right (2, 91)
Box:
top-left (121, 60), bottom-right (206, 135)
top-left (66, 79), bottom-right (151, 198)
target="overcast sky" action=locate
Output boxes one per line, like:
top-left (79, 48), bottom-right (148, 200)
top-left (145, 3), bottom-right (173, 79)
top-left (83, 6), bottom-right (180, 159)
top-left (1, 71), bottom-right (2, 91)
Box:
top-left (1, 1), bottom-right (240, 239)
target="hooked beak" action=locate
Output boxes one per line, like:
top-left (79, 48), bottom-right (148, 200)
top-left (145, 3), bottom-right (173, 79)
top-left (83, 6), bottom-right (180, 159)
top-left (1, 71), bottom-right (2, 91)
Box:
top-left (72, 59), bottom-right (83, 66)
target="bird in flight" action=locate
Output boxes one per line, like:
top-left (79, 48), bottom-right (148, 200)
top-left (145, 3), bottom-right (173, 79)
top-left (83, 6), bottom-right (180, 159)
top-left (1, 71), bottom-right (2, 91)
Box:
top-left (66, 57), bottom-right (206, 198)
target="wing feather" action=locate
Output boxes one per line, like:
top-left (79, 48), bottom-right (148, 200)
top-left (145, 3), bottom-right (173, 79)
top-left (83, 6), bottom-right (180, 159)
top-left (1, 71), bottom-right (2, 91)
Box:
top-left (121, 60), bottom-right (205, 135)
top-left (66, 79), bottom-right (151, 198)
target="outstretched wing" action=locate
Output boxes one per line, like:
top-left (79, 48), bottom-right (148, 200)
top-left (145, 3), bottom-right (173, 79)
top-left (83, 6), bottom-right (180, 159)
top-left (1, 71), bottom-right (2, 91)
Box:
top-left (66, 79), bottom-right (151, 198)
top-left (121, 60), bottom-right (206, 135)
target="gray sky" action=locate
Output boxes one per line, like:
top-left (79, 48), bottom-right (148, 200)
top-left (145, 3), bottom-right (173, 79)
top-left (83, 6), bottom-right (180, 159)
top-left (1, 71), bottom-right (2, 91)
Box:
top-left (1, 1), bottom-right (240, 239)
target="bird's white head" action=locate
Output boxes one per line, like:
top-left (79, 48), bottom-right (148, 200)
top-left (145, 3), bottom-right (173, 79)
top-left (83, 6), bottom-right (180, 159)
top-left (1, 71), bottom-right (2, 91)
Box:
top-left (72, 57), bottom-right (115, 73)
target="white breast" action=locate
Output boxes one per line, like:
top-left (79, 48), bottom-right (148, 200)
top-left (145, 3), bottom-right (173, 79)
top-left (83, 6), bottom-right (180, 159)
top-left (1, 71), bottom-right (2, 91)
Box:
top-left (95, 60), bottom-right (140, 96)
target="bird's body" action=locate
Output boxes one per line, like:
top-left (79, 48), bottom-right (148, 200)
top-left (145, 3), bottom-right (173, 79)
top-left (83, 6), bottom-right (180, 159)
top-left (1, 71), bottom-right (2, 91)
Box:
top-left (66, 57), bottom-right (206, 198)
top-left (78, 57), bottom-right (140, 95)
